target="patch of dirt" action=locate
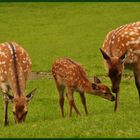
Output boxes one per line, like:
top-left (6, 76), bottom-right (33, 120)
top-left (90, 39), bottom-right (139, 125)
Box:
top-left (29, 71), bottom-right (53, 80)
top-left (29, 71), bottom-right (134, 80)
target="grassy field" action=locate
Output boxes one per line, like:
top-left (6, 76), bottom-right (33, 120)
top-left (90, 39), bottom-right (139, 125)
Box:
top-left (0, 2), bottom-right (140, 138)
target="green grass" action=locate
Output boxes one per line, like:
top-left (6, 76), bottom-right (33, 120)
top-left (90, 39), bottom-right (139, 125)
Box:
top-left (0, 2), bottom-right (139, 137)
top-left (0, 79), bottom-right (140, 138)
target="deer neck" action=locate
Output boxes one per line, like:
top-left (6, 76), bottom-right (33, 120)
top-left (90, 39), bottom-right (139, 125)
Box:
top-left (78, 77), bottom-right (101, 96)
top-left (78, 78), bottom-right (93, 93)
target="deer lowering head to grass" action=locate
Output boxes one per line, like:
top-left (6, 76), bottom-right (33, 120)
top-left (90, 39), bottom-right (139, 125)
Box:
top-left (100, 21), bottom-right (140, 112)
top-left (0, 42), bottom-right (36, 126)
top-left (52, 58), bottom-right (115, 117)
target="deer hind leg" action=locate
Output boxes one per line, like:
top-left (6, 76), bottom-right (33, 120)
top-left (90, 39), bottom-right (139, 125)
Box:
top-left (79, 92), bottom-right (88, 115)
top-left (56, 83), bottom-right (65, 117)
top-left (66, 88), bottom-right (81, 117)
top-left (133, 63), bottom-right (140, 103)
top-left (1, 83), bottom-right (10, 126)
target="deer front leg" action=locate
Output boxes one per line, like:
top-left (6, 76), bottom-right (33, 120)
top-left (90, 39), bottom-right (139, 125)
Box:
top-left (1, 83), bottom-right (10, 126)
top-left (79, 92), bottom-right (88, 115)
top-left (66, 88), bottom-right (81, 117)
top-left (3, 94), bottom-right (9, 126)
top-left (114, 92), bottom-right (119, 112)
top-left (133, 63), bottom-right (140, 103)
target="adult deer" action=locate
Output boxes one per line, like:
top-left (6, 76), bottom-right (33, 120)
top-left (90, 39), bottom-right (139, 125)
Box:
top-left (100, 21), bottom-right (140, 112)
top-left (0, 42), bottom-right (36, 126)
top-left (52, 58), bottom-right (115, 117)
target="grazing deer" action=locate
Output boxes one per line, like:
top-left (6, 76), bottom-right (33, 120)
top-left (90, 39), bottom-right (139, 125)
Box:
top-left (52, 58), bottom-right (115, 117)
top-left (100, 21), bottom-right (140, 112)
top-left (0, 42), bottom-right (36, 126)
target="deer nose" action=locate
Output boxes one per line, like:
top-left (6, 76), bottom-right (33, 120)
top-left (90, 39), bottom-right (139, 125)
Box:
top-left (111, 96), bottom-right (115, 101)
top-left (17, 119), bottom-right (23, 123)
top-left (14, 118), bottom-right (23, 124)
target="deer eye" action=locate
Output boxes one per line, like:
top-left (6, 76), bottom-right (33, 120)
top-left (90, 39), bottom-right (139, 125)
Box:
top-left (118, 73), bottom-right (121, 78)
top-left (13, 111), bottom-right (16, 115)
top-left (24, 111), bottom-right (28, 115)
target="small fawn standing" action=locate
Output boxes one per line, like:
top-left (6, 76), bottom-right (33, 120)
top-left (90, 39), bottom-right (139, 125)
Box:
top-left (52, 58), bottom-right (115, 117)
top-left (100, 21), bottom-right (140, 111)
top-left (0, 42), bottom-right (36, 126)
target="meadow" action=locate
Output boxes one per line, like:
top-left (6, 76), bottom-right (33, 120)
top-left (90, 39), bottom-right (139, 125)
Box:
top-left (0, 2), bottom-right (140, 137)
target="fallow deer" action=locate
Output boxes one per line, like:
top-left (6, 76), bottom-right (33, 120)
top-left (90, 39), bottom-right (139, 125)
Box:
top-left (0, 42), bottom-right (36, 126)
top-left (52, 58), bottom-right (115, 117)
top-left (100, 21), bottom-right (140, 112)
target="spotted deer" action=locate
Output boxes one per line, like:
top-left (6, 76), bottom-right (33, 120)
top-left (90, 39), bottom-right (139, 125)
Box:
top-left (100, 21), bottom-right (140, 112)
top-left (52, 58), bottom-right (115, 117)
top-left (0, 42), bottom-right (36, 126)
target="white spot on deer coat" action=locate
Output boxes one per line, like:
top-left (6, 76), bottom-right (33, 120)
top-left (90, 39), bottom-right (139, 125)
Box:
top-left (6, 43), bottom-right (13, 55)
top-left (4, 71), bottom-right (7, 74)
top-left (135, 39), bottom-right (140, 44)
top-left (0, 51), bottom-right (6, 56)
top-left (124, 31), bottom-right (128, 34)
top-left (130, 37), bottom-right (135, 40)
top-left (0, 76), bottom-right (4, 81)
top-left (1, 43), bottom-right (5, 46)
top-left (129, 31), bottom-right (136, 36)
top-left (111, 41), bottom-right (114, 44)
top-left (23, 60), bottom-right (26, 64)
top-left (0, 61), bottom-right (6, 65)
top-left (1, 61), bottom-right (6, 64)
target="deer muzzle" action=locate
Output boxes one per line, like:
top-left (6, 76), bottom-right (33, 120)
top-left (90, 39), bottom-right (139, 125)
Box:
top-left (111, 96), bottom-right (115, 101)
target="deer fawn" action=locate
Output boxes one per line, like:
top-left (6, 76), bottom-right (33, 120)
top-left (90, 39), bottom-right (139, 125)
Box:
top-left (0, 42), bottom-right (36, 126)
top-left (100, 21), bottom-right (140, 112)
top-left (52, 58), bottom-right (115, 117)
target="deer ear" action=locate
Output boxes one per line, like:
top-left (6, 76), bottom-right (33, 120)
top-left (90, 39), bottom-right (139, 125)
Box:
top-left (26, 88), bottom-right (37, 102)
top-left (92, 83), bottom-right (99, 90)
top-left (94, 76), bottom-right (101, 84)
top-left (100, 48), bottom-right (110, 61)
top-left (5, 93), bottom-right (14, 102)
top-left (119, 52), bottom-right (128, 64)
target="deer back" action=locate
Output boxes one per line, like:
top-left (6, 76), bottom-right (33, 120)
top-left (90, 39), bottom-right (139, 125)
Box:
top-left (52, 58), bottom-right (91, 90)
top-left (0, 42), bottom-right (32, 97)
top-left (102, 21), bottom-right (140, 64)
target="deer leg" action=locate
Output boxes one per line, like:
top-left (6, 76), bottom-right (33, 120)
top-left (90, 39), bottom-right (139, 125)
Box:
top-left (67, 92), bottom-right (73, 117)
top-left (1, 83), bottom-right (10, 126)
top-left (79, 92), bottom-right (88, 115)
top-left (114, 92), bottom-right (119, 112)
top-left (72, 100), bottom-right (81, 116)
top-left (56, 84), bottom-right (65, 117)
top-left (66, 89), bottom-right (81, 117)
top-left (133, 63), bottom-right (140, 103)
top-left (3, 94), bottom-right (9, 126)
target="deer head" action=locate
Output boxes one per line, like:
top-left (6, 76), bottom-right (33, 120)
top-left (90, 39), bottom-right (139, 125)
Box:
top-left (100, 48), bottom-right (128, 93)
top-left (92, 76), bottom-right (115, 101)
top-left (6, 88), bottom-right (36, 123)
